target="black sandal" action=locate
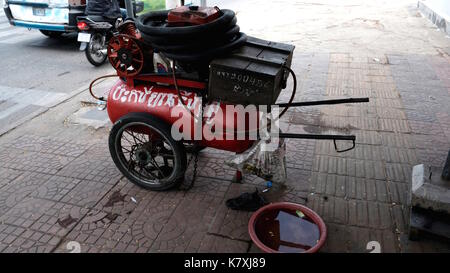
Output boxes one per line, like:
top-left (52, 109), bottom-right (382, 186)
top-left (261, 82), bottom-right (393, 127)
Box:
top-left (225, 189), bottom-right (267, 211)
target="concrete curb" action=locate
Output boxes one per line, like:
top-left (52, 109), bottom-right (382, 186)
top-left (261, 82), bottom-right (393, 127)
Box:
top-left (0, 77), bottom-right (109, 137)
top-left (418, 0), bottom-right (450, 36)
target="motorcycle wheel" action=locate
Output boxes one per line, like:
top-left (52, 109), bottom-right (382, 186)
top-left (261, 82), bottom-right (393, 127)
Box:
top-left (109, 113), bottom-right (187, 191)
top-left (85, 33), bottom-right (107, 66)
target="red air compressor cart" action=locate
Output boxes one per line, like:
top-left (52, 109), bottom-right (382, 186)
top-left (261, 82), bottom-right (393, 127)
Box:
top-left (91, 6), bottom-right (369, 191)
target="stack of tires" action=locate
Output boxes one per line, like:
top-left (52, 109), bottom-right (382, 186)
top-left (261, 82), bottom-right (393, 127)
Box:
top-left (136, 9), bottom-right (247, 63)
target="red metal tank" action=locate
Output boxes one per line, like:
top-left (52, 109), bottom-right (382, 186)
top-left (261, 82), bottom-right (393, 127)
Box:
top-left (106, 79), bottom-right (258, 153)
top-left (167, 6), bottom-right (221, 26)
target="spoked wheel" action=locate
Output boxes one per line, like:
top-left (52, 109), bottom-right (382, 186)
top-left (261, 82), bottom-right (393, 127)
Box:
top-left (109, 113), bottom-right (187, 191)
top-left (86, 33), bottom-right (107, 66)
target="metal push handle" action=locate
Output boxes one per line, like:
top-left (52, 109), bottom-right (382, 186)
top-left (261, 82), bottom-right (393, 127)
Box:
top-left (274, 97), bottom-right (369, 152)
top-left (278, 133), bottom-right (356, 152)
top-left (276, 97), bottom-right (369, 108)
top-left (334, 139), bottom-right (356, 153)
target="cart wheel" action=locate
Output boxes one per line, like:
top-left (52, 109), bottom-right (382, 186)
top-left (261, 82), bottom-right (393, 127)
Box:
top-left (109, 113), bottom-right (187, 191)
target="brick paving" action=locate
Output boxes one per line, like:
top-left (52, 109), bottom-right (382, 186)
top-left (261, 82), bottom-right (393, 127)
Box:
top-left (1, 4), bottom-right (450, 253)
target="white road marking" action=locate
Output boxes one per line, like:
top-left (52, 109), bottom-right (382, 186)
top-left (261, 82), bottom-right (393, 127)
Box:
top-left (33, 91), bottom-right (68, 107)
top-left (0, 86), bottom-right (67, 106)
top-left (0, 103), bottom-right (28, 120)
top-left (0, 31), bottom-right (41, 44)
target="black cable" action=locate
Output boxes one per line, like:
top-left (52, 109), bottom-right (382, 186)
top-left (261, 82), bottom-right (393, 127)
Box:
top-left (278, 66), bottom-right (297, 119)
top-left (171, 61), bottom-right (201, 123)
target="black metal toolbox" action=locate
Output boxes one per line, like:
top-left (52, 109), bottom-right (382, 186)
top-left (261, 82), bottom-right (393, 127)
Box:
top-left (208, 36), bottom-right (295, 106)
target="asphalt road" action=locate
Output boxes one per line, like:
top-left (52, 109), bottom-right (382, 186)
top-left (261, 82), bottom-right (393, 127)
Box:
top-left (0, 12), bottom-right (114, 135)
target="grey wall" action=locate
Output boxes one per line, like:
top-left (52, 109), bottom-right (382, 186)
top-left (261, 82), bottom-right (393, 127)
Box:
top-left (423, 0), bottom-right (450, 18)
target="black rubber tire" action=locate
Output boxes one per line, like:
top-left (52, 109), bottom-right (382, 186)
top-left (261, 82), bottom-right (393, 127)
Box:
top-left (85, 33), bottom-right (107, 66)
top-left (136, 9), bottom-right (236, 38)
top-left (139, 17), bottom-right (238, 45)
top-left (109, 112), bottom-right (187, 191)
top-left (162, 32), bottom-right (247, 63)
top-left (147, 25), bottom-right (240, 53)
top-left (136, 9), bottom-right (246, 63)
top-left (39, 30), bottom-right (64, 38)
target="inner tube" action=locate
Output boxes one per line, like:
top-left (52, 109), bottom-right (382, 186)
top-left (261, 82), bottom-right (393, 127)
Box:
top-left (136, 9), bottom-right (247, 63)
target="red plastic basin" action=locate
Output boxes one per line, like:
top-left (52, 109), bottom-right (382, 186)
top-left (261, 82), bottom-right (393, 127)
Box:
top-left (248, 202), bottom-right (327, 253)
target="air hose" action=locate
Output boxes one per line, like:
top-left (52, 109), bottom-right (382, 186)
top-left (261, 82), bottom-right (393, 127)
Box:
top-left (136, 9), bottom-right (247, 63)
top-left (89, 74), bottom-right (119, 101)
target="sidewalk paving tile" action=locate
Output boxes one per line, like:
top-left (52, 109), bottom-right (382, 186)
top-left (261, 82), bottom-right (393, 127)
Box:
top-left (0, 167), bottom-right (22, 189)
top-left (0, 148), bottom-right (75, 175)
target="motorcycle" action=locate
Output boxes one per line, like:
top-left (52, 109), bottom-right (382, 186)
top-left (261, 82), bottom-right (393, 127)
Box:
top-left (77, 16), bottom-right (119, 66)
top-left (76, 1), bottom-right (143, 66)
